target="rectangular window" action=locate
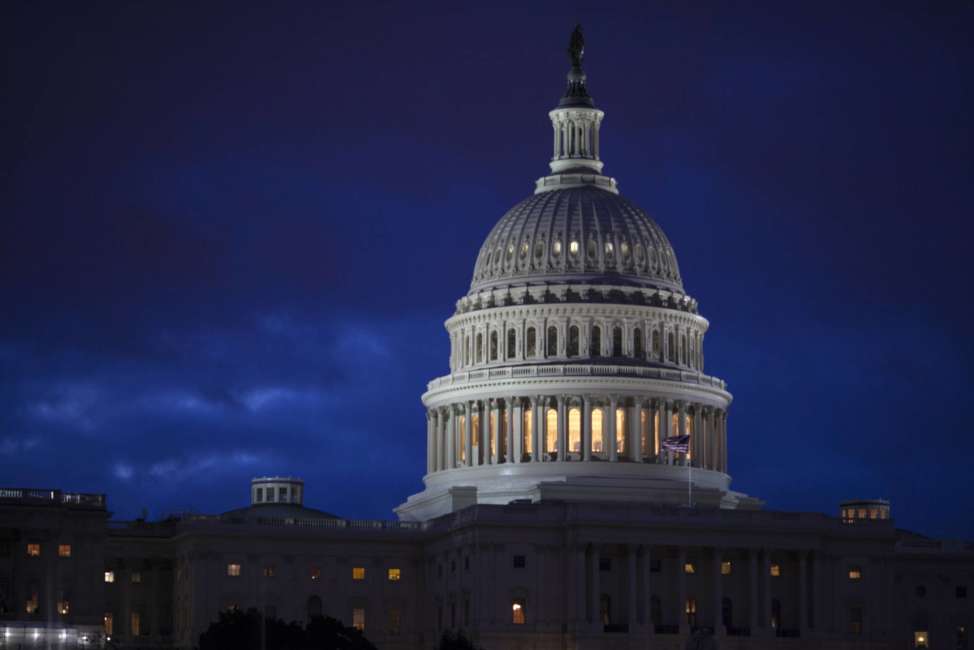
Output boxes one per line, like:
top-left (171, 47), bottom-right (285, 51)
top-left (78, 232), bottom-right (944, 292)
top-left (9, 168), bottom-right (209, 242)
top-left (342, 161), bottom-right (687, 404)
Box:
top-left (130, 571), bottom-right (142, 584)
top-left (770, 563), bottom-right (781, 577)
top-left (58, 544), bottom-right (71, 557)
top-left (352, 566), bottom-right (366, 581)
top-left (255, 487), bottom-right (263, 502)
top-left (263, 566), bottom-right (275, 578)
top-left (131, 612), bottom-right (141, 637)
top-left (25, 592), bottom-right (38, 614)
top-left (685, 597), bottom-right (697, 626)
top-left (352, 608), bottom-right (365, 631)
top-left (721, 560), bottom-right (732, 575)
top-left (104, 570), bottom-right (115, 583)
top-left (279, 487), bottom-right (288, 501)
top-left (388, 607), bottom-right (401, 635)
top-left (684, 562), bottom-right (696, 574)
top-left (387, 567), bottom-right (401, 582)
top-left (513, 555), bottom-right (526, 569)
top-left (310, 566), bottom-right (321, 581)
top-left (26, 543), bottom-right (40, 557)
top-left (914, 630), bottom-right (929, 648)
top-left (58, 600), bottom-right (70, 615)
top-left (512, 598), bottom-right (526, 624)
top-left (848, 567), bottom-right (862, 581)
top-left (227, 563), bottom-right (241, 577)
top-left (104, 613), bottom-right (113, 636)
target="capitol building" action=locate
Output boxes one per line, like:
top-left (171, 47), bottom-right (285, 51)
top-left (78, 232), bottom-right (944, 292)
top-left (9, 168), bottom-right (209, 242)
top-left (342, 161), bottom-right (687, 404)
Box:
top-left (0, 28), bottom-right (971, 650)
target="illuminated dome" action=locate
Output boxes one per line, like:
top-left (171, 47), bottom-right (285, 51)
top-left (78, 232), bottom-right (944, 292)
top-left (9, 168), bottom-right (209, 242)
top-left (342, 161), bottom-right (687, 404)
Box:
top-left (469, 188), bottom-right (683, 295)
top-left (397, 27), bottom-right (760, 522)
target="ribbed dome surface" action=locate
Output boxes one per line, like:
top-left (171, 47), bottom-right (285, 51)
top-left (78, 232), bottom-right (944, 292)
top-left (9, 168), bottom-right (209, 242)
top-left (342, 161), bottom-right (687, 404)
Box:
top-left (470, 187), bottom-right (683, 294)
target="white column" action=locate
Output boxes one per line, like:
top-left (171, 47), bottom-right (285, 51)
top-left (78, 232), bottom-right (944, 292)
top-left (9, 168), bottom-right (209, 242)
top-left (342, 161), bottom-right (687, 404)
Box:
top-left (722, 411), bottom-right (729, 473)
top-left (692, 405), bottom-right (702, 467)
top-left (557, 395), bottom-right (567, 462)
top-left (446, 405), bottom-right (456, 469)
top-left (512, 398), bottom-right (523, 463)
top-left (437, 409), bottom-right (446, 471)
top-left (661, 400), bottom-right (671, 464)
top-left (608, 396), bottom-right (618, 462)
top-left (582, 396), bottom-right (592, 462)
top-left (426, 411), bottom-right (434, 473)
top-left (490, 399), bottom-right (499, 464)
top-left (506, 397), bottom-right (515, 463)
top-left (628, 402), bottom-right (640, 461)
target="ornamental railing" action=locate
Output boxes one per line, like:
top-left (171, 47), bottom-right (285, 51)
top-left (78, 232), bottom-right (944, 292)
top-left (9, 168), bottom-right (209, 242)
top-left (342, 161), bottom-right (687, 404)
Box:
top-left (427, 364), bottom-right (726, 392)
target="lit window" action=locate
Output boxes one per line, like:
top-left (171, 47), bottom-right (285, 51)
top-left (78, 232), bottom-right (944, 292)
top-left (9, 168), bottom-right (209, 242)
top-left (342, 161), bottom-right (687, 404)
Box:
top-left (227, 563), bottom-right (241, 577)
top-left (605, 241), bottom-right (614, 255)
top-left (914, 630), bottom-right (928, 648)
top-left (512, 598), bottom-right (526, 624)
top-left (25, 593), bottom-right (38, 614)
top-left (685, 598), bottom-right (697, 626)
top-left (848, 567), bottom-right (862, 581)
top-left (131, 612), bottom-right (141, 637)
top-left (263, 566), bottom-right (275, 578)
top-left (58, 544), bottom-right (71, 557)
top-left (770, 563), bottom-right (781, 577)
top-left (58, 600), bottom-right (70, 615)
top-left (104, 613), bottom-right (114, 636)
top-left (387, 567), bottom-right (401, 582)
top-left (553, 239), bottom-right (562, 256)
top-left (352, 566), bottom-right (365, 581)
top-left (26, 543), bottom-right (40, 557)
top-left (546, 407), bottom-right (557, 454)
top-left (352, 607), bottom-right (365, 631)
top-left (104, 571), bottom-right (115, 583)
top-left (130, 571), bottom-right (142, 584)
top-left (569, 240), bottom-right (579, 255)
top-left (592, 407), bottom-right (605, 454)
top-left (684, 562), bottom-right (696, 574)
top-left (568, 407), bottom-right (581, 452)
top-left (721, 561), bottom-right (733, 576)
top-left (310, 566), bottom-right (321, 581)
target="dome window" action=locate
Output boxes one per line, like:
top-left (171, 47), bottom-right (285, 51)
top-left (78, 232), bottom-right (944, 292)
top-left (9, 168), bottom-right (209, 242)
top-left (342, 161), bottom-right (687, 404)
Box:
top-left (605, 241), bottom-right (614, 257)
top-left (534, 240), bottom-right (545, 259)
top-left (587, 239), bottom-right (597, 259)
top-left (553, 239), bottom-right (562, 257)
top-left (507, 243), bottom-right (515, 261)
top-left (520, 241), bottom-right (529, 258)
top-left (620, 241), bottom-right (630, 258)
top-left (569, 240), bottom-right (579, 256)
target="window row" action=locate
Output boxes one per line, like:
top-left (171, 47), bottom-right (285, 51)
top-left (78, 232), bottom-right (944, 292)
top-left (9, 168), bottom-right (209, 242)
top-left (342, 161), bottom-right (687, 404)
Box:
top-left (25, 543), bottom-right (72, 557)
top-left (454, 322), bottom-right (703, 371)
top-left (220, 563), bottom-right (402, 582)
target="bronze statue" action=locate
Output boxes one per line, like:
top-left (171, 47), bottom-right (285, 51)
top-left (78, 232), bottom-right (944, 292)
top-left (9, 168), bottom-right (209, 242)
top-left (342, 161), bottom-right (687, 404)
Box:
top-left (568, 24), bottom-right (584, 68)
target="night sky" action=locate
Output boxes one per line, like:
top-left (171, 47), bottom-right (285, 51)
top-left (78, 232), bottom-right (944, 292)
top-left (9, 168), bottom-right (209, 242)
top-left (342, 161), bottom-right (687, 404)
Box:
top-left (2, 1), bottom-right (972, 539)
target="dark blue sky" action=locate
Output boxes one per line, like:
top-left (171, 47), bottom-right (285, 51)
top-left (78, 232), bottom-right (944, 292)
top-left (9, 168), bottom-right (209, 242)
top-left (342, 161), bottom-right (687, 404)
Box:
top-left (2, 1), bottom-right (972, 539)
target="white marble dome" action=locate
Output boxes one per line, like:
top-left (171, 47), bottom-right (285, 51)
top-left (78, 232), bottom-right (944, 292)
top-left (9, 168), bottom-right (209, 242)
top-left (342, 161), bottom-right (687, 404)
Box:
top-left (470, 187), bottom-right (683, 295)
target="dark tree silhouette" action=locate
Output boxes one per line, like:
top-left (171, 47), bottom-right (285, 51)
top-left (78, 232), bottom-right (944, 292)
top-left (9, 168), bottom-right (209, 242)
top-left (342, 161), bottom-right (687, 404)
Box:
top-left (199, 609), bottom-right (376, 650)
top-left (437, 631), bottom-right (479, 650)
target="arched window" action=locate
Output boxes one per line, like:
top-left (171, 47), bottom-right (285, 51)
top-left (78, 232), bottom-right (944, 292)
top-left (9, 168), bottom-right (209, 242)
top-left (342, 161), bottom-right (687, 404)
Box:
top-left (590, 326), bottom-right (602, 357)
top-left (568, 407), bottom-right (581, 453)
top-left (615, 407), bottom-right (626, 454)
top-left (640, 409), bottom-right (650, 459)
top-left (546, 326), bottom-right (558, 357)
top-left (721, 597), bottom-right (733, 629)
top-left (667, 332), bottom-right (676, 362)
top-left (591, 408), bottom-right (604, 455)
top-left (489, 331), bottom-right (498, 361)
top-left (522, 408), bottom-right (533, 460)
top-left (463, 335), bottom-right (469, 366)
top-left (545, 408), bottom-right (558, 456)
top-left (633, 328), bottom-right (644, 358)
top-left (476, 333), bottom-right (484, 363)
top-left (489, 408), bottom-right (497, 458)
top-left (612, 327), bottom-right (623, 356)
top-left (526, 327), bottom-right (536, 357)
top-left (652, 329), bottom-right (660, 357)
top-left (307, 595), bottom-right (322, 620)
top-left (567, 325), bottom-right (579, 357)
top-left (507, 329), bottom-right (516, 358)
top-left (458, 415), bottom-right (466, 463)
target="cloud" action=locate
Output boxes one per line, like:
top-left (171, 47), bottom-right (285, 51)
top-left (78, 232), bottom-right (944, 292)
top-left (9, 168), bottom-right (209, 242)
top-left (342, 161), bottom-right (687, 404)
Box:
top-left (113, 462), bottom-right (134, 481)
top-left (0, 435), bottom-right (41, 455)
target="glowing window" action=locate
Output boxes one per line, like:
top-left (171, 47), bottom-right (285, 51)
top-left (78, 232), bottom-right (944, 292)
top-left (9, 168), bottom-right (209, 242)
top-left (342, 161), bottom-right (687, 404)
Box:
top-left (26, 543), bottom-right (40, 557)
top-left (914, 630), bottom-right (928, 648)
top-left (605, 241), bottom-right (614, 255)
top-left (522, 408), bottom-right (533, 457)
top-left (104, 613), bottom-right (113, 636)
top-left (227, 563), bottom-right (241, 577)
top-left (512, 598), bottom-right (526, 624)
top-left (58, 544), bottom-right (71, 557)
top-left (352, 607), bottom-right (365, 631)
top-left (721, 561), bottom-right (732, 576)
top-left (568, 408), bottom-right (581, 453)
top-left (387, 567), bottom-right (401, 582)
top-left (553, 239), bottom-right (562, 256)
top-left (569, 240), bottom-right (579, 255)
top-left (25, 592), bottom-right (38, 614)
top-left (848, 567), bottom-right (862, 581)
top-left (310, 566), bottom-right (321, 581)
top-left (545, 408), bottom-right (557, 454)
top-left (592, 408), bottom-right (604, 454)
top-left (684, 562), bottom-right (696, 574)
top-left (131, 612), bottom-right (141, 637)
top-left (263, 566), bottom-right (275, 578)
top-left (685, 597), bottom-right (697, 625)
top-left (616, 407), bottom-right (626, 454)
top-left (352, 566), bottom-right (366, 581)
top-left (770, 564), bottom-right (781, 577)
top-left (104, 571), bottom-right (115, 583)
top-left (58, 600), bottom-right (70, 615)
top-left (130, 571), bottom-right (142, 584)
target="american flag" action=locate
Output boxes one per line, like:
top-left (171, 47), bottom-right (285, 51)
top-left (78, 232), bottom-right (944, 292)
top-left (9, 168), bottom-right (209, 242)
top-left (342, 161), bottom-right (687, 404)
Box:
top-left (661, 434), bottom-right (690, 453)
